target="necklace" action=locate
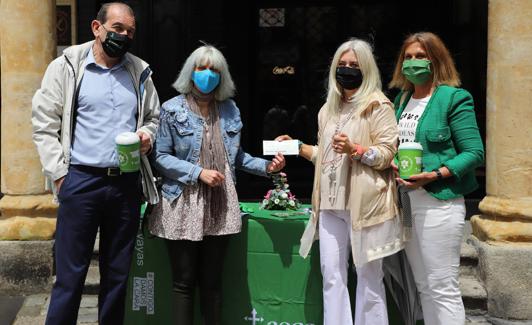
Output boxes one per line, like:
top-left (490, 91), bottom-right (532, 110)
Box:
top-left (321, 105), bottom-right (356, 204)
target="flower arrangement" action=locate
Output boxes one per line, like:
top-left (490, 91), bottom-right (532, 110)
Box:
top-left (260, 172), bottom-right (301, 210)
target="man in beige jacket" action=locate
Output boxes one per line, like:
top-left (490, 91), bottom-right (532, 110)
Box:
top-left (31, 3), bottom-right (159, 324)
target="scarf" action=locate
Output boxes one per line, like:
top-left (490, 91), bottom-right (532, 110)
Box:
top-left (186, 91), bottom-right (227, 216)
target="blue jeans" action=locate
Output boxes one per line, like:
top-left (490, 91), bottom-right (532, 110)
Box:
top-left (45, 165), bottom-right (141, 325)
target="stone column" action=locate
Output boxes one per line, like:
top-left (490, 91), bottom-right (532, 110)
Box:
top-left (0, 0), bottom-right (57, 240)
top-left (0, 0), bottom-right (56, 294)
top-left (470, 0), bottom-right (532, 321)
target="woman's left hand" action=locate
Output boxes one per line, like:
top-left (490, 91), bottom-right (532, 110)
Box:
top-left (267, 153), bottom-right (286, 173)
top-left (396, 172), bottom-right (437, 189)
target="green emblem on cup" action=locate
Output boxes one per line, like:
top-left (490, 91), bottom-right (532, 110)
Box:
top-left (398, 142), bottom-right (423, 179)
top-left (115, 132), bottom-right (140, 172)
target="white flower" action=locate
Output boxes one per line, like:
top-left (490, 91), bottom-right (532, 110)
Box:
top-left (284, 184), bottom-right (289, 189)
top-left (262, 199), bottom-right (268, 205)
top-left (274, 199), bottom-right (280, 204)
top-left (281, 192), bottom-right (288, 199)
top-left (289, 200), bottom-right (295, 206)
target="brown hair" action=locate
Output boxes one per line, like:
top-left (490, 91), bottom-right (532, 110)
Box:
top-left (388, 32), bottom-right (461, 91)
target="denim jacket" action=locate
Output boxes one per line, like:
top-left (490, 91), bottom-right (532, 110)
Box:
top-left (153, 94), bottom-right (270, 202)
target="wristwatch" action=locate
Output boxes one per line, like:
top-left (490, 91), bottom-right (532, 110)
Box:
top-left (432, 168), bottom-right (443, 180)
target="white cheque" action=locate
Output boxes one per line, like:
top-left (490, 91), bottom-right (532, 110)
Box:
top-left (262, 140), bottom-right (299, 156)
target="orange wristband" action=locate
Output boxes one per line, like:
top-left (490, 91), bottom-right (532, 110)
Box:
top-left (350, 144), bottom-right (363, 160)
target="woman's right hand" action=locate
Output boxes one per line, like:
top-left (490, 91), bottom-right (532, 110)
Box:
top-left (275, 134), bottom-right (293, 141)
top-left (199, 169), bottom-right (225, 187)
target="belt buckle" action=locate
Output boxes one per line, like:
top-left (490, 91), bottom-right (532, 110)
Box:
top-left (107, 167), bottom-right (121, 176)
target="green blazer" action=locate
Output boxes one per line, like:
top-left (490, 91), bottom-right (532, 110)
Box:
top-left (394, 85), bottom-right (485, 200)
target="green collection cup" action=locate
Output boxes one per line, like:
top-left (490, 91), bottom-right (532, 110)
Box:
top-left (398, 142), bottom-right (423, 179)
top-left (115, 132), bottom-right (141, 172)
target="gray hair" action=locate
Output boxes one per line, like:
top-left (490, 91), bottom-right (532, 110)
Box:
top-left (172, 45), bottom-right (236, 101)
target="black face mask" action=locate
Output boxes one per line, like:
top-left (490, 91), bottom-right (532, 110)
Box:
top-left (335, 66), bottom-right (363, 90)
top-left (100, 25), bottom-right (131, 58)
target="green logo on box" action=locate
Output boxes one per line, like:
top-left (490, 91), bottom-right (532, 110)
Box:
top-left (116, 132), bottom-right (141, 173)
top-left (398, 142), bottom-right (423, 179)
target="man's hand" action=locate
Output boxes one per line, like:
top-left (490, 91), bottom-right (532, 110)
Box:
top-left (267, 153), bottom-right (286, 173)
top-left (199, 169), bottom-right (225, 187)
top-left (137, 131), bottom-right (151, 155)
top-left (54, 177), bottom-right (65, 194)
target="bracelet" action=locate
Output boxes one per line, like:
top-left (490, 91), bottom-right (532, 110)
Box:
top-left (350, 144), bottom-right (362, 161)
top-left (432, 168), bottom-right (443, 180)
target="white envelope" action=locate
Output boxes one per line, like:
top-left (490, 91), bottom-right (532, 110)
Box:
top-left (262, 140), bottom-right (299, 155)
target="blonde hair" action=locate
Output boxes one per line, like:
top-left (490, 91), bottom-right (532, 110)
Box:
top-left (389, 32), bottom-right (461, 91)
top-left (172, 45), bottom-right (235, 101)
top-left (323, 38), bottom-right (385, 120)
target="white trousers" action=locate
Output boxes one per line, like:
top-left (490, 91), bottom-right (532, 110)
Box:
top-left (319, 210), bottom-right (388, 325)
top-left (405, 189), bottom-right (466, 325)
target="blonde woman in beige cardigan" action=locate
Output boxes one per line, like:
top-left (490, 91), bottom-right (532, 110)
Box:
top-left (276, 38), bottom-right (401, 325)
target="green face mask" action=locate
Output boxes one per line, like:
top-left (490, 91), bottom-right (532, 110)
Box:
top-left (402, 59), bottom-right (432, 85)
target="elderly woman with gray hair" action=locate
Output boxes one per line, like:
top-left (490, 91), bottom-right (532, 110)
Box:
top-left (277, 38), bottom-right (402, 325)
top-left (148, 44), bottom-right (285, 325)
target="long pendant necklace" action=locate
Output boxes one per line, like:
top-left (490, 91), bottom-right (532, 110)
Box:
top-left (322, 106), bottom-right (356, 204)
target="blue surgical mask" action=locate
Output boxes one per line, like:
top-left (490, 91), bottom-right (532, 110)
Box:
top-left (192, 69), bottom-right (220, 94)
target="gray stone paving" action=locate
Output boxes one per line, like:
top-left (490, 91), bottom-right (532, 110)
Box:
top-left (12, 294), bottom-right (98, 325)
top-left (466, 314), bottom-right (493, 324)
top-left (10, 292), bottom-right (493, 325)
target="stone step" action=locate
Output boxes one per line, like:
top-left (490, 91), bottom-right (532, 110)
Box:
top-left (461, 240), bottom-right (479, 277)
top-left (461, 275), bottom-right (488, 316)
top-left (83, 261), bottom-right (100, 295)
top-left (465, 314), bottom-right (492, 324)
top-left (85, 223), bottom-right (487, 312)
top-left (460, 221), bottom-right (479, 277)
top-left (51, 263), bottom-right (100, 296)
top-left (459, 230), bottom-right (487, 316)
top-left (92, 231), bottom-right (99, 258)
top-left (461, 240), bottom-right (479, 260)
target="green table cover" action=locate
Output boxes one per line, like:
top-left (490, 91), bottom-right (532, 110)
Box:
top-left (124, 204), bottom-right (174, 325)
top-left (221, 203), bottom-right (323, 325)
top-left (123, 203), bottom-right (322, 325)
top-left (123, 203), bottom-right (404, 324)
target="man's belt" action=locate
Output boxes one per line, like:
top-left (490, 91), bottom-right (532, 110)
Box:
top-left (71, 165), bottom-right (123, 176)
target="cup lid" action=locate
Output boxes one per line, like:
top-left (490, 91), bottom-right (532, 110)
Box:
top-left (115, 132), bottom-right (140, 145)
top-left (398, 142), bottom-right (423, 150)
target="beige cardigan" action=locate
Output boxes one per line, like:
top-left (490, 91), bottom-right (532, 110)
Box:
top-left (300, 92), bottom-right (400, 258)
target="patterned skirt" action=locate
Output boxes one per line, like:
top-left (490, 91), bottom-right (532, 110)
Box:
top-left (148, 161), bottom-right (241, 241)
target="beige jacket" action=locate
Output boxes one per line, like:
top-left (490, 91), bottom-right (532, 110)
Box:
top-left (31, 41), bottom-right (160, 203)
top-left (300, 92), bottom-right (399, 258)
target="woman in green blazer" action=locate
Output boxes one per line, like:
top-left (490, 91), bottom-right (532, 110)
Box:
top-left (389, 32), bottom-right (484, 325)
